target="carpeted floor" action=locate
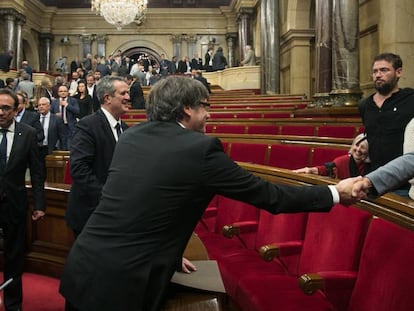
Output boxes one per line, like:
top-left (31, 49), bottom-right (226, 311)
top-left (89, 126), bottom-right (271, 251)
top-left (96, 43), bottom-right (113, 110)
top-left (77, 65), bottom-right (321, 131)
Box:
top-left (1, 272), bottom-right (64, 311)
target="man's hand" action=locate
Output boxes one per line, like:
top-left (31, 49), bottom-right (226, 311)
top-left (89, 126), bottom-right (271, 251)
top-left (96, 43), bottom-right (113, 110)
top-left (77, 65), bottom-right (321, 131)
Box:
top-left (335, 176), bottom-right (366, 205)
top-left (352, 177), bottom-right (372, 198)
top-left (32, 210), bottom-right (45, 221)
top-left (181, 257), bottom-right (197, 274)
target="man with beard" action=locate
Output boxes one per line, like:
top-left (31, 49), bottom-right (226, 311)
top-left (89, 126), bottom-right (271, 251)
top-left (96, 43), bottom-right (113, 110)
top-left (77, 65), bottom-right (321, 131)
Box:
top-left (359, 53), bottom-right (414, 196)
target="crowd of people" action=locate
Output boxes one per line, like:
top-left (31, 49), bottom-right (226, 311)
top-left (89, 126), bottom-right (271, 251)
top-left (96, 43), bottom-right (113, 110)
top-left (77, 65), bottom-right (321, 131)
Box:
top-left (0, 50), bottom-right (412, 310)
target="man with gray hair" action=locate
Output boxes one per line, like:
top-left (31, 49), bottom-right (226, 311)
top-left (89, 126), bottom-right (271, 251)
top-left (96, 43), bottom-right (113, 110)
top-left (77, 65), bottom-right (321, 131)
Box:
top-left (240, 45), bottom-right (256, 66)
top-left (60, 75), bottom-right (361, 311)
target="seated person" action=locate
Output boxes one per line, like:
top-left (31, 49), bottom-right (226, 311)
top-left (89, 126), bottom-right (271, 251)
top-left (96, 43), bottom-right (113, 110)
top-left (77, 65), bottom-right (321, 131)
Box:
top-left (403, 118), bottom-right (414, 199)
top-left (293, 133), bottom-right (370, 179)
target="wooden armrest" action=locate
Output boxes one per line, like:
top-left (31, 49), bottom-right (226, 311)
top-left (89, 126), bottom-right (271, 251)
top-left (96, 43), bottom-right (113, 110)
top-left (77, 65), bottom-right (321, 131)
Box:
top-left (298, 273), bottom-right (324, 295)
top-left (222, 221), bottom-right (258, 238)
top-left (259, 243), bottom-right (280, 261)
top-left (222, 225), bottom-right (239, 238)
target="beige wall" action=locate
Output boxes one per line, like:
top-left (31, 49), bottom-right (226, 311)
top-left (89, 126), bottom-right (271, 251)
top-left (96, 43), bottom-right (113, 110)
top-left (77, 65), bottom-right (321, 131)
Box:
top-left (1, 0), bottom-right (414, 95)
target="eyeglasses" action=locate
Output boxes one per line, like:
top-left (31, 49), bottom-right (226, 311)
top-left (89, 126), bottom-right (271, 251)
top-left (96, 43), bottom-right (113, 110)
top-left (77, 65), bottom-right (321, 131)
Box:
top-left (0, 105), bottom-right (15, 112)
top-left (199, 101), bottom-right (210, 111)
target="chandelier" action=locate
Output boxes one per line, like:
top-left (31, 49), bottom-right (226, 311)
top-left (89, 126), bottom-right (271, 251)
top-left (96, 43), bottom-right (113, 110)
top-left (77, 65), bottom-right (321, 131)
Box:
top-left (91, 0), bottom-right (148, 30)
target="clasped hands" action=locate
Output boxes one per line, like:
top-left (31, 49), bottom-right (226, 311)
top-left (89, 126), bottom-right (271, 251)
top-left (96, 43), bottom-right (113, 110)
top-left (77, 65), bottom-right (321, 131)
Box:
top-left (335, 176), bottom-right (372, 205)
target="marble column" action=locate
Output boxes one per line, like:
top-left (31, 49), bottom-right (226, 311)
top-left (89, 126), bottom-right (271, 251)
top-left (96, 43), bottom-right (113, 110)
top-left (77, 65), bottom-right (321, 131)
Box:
top-left (187, 35), bottom-right (197, 60)
top-left (225, 33), bottom-right (237, 68)
top-left (237, 7), bottom-right (254, 61)
top-left (330, 0), bottom-right (362, 106)
top-left (2, 12), bottom-right (16, 69)
top-left (96, 35), bottom-right (107, 57)
top-left (171, 34), bottom-right (183, 59)
top-left (260, 0), bottom-right (279, 94)
top-left (81, 35), bottom-right (94, 58)
top-left (15, 18), bottom-right (24, 70)
top-left (39, 33), bottom-right (54, 72)
top-left (313, 0), bottom-right (333, 107)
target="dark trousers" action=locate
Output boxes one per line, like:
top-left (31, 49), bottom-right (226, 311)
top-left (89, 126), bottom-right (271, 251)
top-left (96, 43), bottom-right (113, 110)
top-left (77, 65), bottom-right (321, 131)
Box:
top-left (65, 300), bottom-right (82, 311)
top-left (38, 146), bottom-right (49, 183)
top-left (0, 205), bottom-right (26, 311)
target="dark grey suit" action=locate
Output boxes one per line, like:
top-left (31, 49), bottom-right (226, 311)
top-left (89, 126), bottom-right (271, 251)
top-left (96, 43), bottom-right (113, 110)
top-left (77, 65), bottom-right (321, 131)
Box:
top-left (65, 109), bottom-right (128, 234)
top-left (60, 121), bottom-right (334, 311)
top-left (0, 121), bottom-right (45, 310)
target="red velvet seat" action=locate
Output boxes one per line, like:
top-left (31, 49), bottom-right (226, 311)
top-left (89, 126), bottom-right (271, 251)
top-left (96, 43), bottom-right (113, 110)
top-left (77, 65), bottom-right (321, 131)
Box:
top-left (268, 144), bottom-right (311, 169)
top-left (63, 160), bottom-right (72, 184)
top-left (214, 124), bottom-right (246, 134)
top-left (234, 204), bottom-right (371, 311)
top-left (218, 210), bottom-right (308, 298)
top-left (317, 125), bottom-right (357, 139)
top-left (247, 125), bottom-right (279, 135)
top-left (280, 125), bottom-right (316, 136)
top-left (194, 195), bottom-right (220, 235)
top-left (348, 218), bottom-right (414, 311)
top-left (197, 196), bottom-right (260, 260)
top-left (228, 142), bottom-right (269, 165)
top-left (311, 147), bottom-right (348, 166)
top-left (262, 112), bottom-right (292, 118)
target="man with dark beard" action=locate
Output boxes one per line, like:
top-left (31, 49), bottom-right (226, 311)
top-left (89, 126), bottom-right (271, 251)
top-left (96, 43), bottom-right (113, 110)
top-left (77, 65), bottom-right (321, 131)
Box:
top-left (359, 53), bottom-right (414, 195)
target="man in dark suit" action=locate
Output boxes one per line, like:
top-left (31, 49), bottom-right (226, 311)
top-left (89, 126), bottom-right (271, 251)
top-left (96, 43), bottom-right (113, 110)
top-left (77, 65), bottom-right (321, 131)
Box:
top-left (37, 97), bottom-right (67, 181)
top-left (15, 91), bottom-right (44, 144)
top-left (0, 50), bottom-right (14, 72)
top-left (60, 76), bottom-right (360, 311)
top-left (129, 74), bottom-right (146, 109)
top-left (86, 74), bottom-right (100, 112)
top-left (191, 52), bottom-right (203, 70)
top-left (50, 85), bottom-right (79, 149)
top-left (65, 76), bottom-right (129, 238)
top-left (192, 69), bottom-right (211, 93)
top-left (0, 88), bottom-right (45, 311)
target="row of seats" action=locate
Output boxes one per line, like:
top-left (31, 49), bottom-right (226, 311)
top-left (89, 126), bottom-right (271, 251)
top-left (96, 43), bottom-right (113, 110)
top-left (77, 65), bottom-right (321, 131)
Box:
top-left (207, 124), bottom-right (364, 139)
top-left (195, 196), bottom-right (414, 311)
top-left (221, 141), bottom-right (348, 169)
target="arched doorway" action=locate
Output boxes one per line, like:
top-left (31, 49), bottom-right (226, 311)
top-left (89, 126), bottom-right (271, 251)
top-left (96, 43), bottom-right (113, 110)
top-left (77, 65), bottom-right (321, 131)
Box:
top-left (122, 46), bottom-right (161, 69)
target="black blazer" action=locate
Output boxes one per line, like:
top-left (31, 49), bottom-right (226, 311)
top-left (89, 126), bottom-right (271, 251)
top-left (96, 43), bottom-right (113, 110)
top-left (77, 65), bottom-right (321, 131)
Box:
top-left (65, 109), bottom-right (128, 232)
top-left (20, 110), bottom-right (45, 143)
top-left (0, 122), bottom-right (45, 223)
top-left (60, 121), bottom-right (334, 311)
top-left (129, 80), bottom-right (145, 109)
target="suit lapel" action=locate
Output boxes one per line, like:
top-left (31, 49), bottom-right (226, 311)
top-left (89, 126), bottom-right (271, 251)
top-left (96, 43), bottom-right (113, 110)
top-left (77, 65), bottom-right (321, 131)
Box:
top-left (7, 123), bottom-right (25, 170)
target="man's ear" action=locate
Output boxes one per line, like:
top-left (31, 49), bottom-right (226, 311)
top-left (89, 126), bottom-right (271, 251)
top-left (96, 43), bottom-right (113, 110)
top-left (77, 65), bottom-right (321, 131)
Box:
top-left (183, 105), bottom-right (192, 118)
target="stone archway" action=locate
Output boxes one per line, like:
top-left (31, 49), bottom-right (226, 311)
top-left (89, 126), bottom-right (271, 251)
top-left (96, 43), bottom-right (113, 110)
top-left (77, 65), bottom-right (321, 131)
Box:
top-left (22, 30), bottom-right (39, 71)
top-left (113, 39), bottom-right (169, 67)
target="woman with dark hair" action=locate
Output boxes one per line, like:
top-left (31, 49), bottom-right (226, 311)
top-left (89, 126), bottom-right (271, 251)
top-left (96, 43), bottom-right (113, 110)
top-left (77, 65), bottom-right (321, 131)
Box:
top-left (74, 79), bottom-right (93, 119)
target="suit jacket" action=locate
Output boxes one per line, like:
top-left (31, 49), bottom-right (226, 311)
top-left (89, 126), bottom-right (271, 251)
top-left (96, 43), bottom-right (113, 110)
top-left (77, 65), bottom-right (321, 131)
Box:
top-left (130, 80), bottom-right (146, 109)
top-left (19, 110), bottom-right (45, 143)
top-left (366, 152), bottom-right (414, 196)
top-left (44, 113), bottom-right (68, 153)
top-left (89, 84), bottom-right (100, 112)
top-left (60, 121), bottom-right (334, 311)
top-left (65, 109), bottom-right (128, 232)
top-left (191, 58), bottom-right (203, 70)
top-left (50, 96), bottom-right (80, 135)
top-left (0, 122), bottom-right (45, 223)
top-left (0, 52), bottom-right (12, 72)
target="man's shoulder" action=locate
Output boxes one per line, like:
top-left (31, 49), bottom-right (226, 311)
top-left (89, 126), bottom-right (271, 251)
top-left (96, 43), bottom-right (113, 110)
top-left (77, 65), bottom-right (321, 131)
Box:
top-left (15, 121), bottom-right (36, 135)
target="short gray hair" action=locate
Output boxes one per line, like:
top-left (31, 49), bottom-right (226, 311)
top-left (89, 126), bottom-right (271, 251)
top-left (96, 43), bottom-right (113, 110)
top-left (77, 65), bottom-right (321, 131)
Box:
top-left (96, 75), bottom-right (126, 104)
top-left (147, 76), bottom-right (209, 121)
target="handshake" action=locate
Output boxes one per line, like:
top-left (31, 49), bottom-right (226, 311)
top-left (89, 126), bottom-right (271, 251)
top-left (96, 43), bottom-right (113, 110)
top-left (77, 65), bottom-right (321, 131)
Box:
top-left (334, 176), bottom-right (373, 205)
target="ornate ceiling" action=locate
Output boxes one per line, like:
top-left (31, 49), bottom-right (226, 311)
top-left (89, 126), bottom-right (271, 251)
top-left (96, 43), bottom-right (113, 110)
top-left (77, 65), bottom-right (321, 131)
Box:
top-left (39, 0), bottom-right (231, 9)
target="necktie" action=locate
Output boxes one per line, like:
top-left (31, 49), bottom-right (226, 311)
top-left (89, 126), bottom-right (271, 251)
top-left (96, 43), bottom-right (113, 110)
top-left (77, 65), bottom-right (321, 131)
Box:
top-left (115, 123), bottom-right (122, 139)
top-left (41, 115), bottom-right (45, 127)
top-left (0, 129), bottom-right (8, 170)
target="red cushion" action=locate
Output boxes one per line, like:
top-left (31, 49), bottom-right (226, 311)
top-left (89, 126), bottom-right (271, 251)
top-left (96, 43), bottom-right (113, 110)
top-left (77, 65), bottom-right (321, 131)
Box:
top-left (228, 142), bottom-right (268, 165)
top-left (268, 144), bottom-right (311, 169)
top-left (317, 125), bottom-right (357, 139)
top-left (247, 125), bottom-right (279, 135)
top-left (214, 124), bottom-right (246, 134)
top-left (348, 219), bottom-right (414, 311)
top-left (280, 125), bottom-right (315, 136)
top-left (311, 147), bottom-right (348, 166)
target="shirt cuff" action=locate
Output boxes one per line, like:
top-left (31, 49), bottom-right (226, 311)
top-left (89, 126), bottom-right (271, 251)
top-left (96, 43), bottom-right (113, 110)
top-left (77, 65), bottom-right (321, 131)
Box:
top-left (328, 185), bottom-right (340, 204)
